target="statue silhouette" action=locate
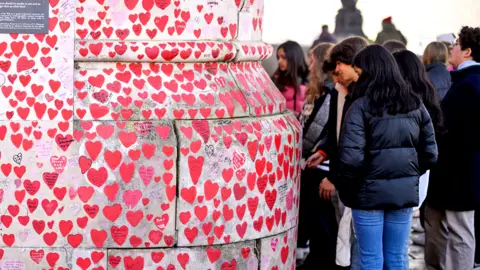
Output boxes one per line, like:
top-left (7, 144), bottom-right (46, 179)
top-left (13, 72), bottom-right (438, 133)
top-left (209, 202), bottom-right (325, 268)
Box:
top-left (334, 0), bottom-right (366, 38)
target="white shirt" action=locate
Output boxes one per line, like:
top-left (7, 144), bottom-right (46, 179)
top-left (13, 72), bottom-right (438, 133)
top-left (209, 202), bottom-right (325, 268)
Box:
top-left (458, 60), bottom-right (480, 70)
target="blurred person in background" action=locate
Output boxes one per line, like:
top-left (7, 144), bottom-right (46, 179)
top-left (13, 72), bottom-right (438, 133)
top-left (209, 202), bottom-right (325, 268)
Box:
top-left (311, 25), bottom-right (337, 49)
top-left (425, 26), bottom-right (480, 270)
top-left (422, 42), bottom-right (452, 100)
top-left (297, 42), bottom-right (339, 270)
top-left (271, 41), bottom-right (308, 118)
top-left (375, 17), bottom-right (407, 46)
top-left (383, 40), bottom-right (407, 53)
top-left (441, 42), bottom-right (455, 71)
top-left (338, 45), bottom-right (437, 270)
top-left (437, 33), bottom-right (456, 45)
top-left (437, 33), bottom-right (457, 71)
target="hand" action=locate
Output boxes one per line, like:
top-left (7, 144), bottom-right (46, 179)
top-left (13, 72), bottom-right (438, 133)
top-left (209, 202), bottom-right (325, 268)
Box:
top-left (306, 152), bottom-right (325, 169)
top-left (319, 178), bottom-right (335, 200)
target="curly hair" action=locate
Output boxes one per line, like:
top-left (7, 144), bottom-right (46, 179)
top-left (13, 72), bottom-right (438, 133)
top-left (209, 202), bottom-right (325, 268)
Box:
top-left (306, 43), bottom-right (334, 102)
top-left (459, 26), bottom-right (480, 62)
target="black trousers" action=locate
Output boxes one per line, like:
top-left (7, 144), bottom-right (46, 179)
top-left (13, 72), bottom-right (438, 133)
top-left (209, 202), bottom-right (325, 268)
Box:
top-left (475, 209), bottom-right (480, 264)
top-left (298, 168), bottom-right (339, 269)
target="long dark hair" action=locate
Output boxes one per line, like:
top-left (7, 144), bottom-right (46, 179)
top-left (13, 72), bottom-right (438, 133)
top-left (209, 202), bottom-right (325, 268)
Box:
top-left (393, 50), bottom-right (444, 133)
top-left (352, 45), bottom-right (421, 116)
top-left (272, 41), bottom-right (308, 93)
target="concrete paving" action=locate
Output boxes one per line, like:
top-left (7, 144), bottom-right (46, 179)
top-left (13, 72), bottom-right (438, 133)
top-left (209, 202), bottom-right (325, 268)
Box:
top-left (409, 216), bottom-right (427, 270)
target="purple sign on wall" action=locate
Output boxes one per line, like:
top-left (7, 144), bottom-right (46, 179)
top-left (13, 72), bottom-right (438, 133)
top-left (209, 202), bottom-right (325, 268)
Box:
top-left (0, 0), bottom-right (49, 34)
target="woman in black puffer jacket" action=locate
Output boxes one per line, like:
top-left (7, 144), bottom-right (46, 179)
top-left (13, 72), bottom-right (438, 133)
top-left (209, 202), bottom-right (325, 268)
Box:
top-left (336, 45), bottom-right (438, 270)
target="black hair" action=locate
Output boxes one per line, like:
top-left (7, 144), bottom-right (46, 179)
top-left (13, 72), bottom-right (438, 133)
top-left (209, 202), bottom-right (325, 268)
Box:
top-left (330, 36), bottom-right (369, 65)
top-left (458, 26), bottom-right (480, 62)
top-left (271, 41), bottom-right (308, 111)
top-left (352, 45), bottom-right (421, 116)
top-left (393, 50), bottom-right (444, 134)
top-left (322, 60), bottom-right (336, 74)
top-left (272, 41), bottom-right (308, 91)
top-left (383, 40), bottom-right (406, 53)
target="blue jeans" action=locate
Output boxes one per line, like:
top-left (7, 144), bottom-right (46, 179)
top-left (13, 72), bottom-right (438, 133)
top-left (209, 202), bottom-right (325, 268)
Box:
top-left (349, 227), bottom-right (408, 270)
top-left (352, 208), bottom-right (412, 270)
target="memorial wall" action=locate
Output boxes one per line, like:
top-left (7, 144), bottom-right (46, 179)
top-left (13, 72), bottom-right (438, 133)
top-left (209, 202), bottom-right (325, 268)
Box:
top-left (0, 0), bottom-right (300, 269)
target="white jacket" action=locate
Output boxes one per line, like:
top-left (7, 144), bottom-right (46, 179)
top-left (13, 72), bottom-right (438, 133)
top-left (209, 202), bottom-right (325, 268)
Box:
top-left (335, 200), bottom-right (352, 267)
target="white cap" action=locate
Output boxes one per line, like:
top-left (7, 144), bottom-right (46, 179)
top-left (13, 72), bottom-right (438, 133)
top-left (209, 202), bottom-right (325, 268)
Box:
top-left (437, 33), bottom-right (456, 44)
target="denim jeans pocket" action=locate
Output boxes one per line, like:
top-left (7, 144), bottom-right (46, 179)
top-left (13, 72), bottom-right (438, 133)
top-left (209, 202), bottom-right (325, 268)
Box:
top-left (395, 207), bottom-right (413, 213)
top-left (357, 209), bottom-right (382, 214)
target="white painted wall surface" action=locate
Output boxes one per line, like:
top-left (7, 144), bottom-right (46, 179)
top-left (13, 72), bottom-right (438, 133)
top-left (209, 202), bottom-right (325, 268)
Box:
top-left (263, 0), bottom-right (480, 54)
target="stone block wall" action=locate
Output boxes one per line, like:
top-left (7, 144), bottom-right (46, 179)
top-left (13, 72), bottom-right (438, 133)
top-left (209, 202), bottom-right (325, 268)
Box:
top-left (0, 0), bottom-right (300, 269)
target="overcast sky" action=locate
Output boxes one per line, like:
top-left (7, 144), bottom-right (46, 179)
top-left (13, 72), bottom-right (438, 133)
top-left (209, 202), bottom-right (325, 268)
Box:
top-left (263, 0), bottom-right (480, 54)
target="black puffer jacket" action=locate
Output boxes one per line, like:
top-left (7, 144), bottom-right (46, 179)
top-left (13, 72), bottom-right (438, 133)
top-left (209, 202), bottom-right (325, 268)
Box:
top-left (427, 65), bottom-right (480, 211)
top-left (336, 97), bottom-right (438, 210)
